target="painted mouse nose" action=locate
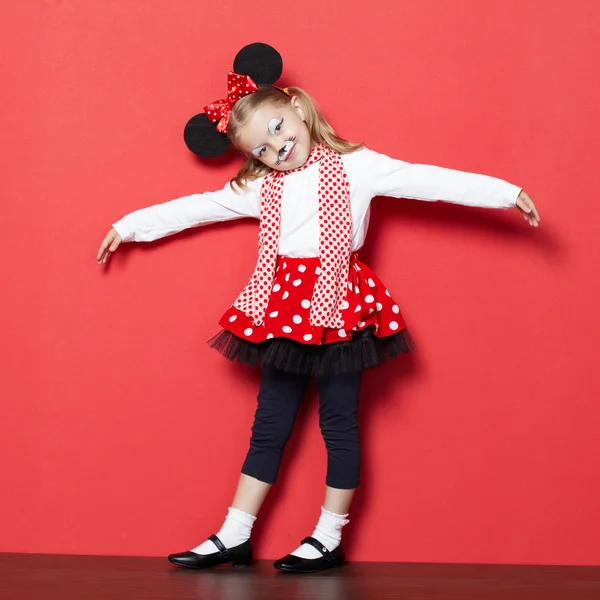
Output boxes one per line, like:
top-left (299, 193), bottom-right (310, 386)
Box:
top-left (279, 140), bottom-right (295, 160)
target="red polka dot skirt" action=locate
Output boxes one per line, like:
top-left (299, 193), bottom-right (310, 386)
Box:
top-left (208, 252), bottom-right (415, 376)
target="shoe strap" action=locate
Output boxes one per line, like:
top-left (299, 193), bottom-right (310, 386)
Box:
top-left (208, 534), bottom-right (227, 555)
top-left (300, 536), bottom-right (335, 562)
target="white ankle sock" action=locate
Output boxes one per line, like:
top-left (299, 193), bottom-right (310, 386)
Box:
top-left (190, 506), bottom-right (257, 555)
top-left (290, 506), bottom-right (350, 559)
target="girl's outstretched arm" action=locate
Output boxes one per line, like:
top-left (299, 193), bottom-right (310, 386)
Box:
top-left (358, 148), bottom-right (537, 220)
top-left (110, 179), bottom-right (262, 243)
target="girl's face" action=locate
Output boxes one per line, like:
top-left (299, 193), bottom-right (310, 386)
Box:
top-left (234, 96), bottom-right (315, 171)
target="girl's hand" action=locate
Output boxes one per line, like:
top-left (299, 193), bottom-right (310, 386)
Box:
top-left (515, 190), bottom-right (541, 227)
top-left (97, 228), bottom-right (122, 264)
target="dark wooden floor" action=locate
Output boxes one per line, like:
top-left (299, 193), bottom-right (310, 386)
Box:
top-left (1, 553), bottom-right (599, 599)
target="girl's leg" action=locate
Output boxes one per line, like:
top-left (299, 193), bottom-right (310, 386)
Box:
top-left (323, 484), bottom-right (356, 516)
top-left (240, 363), bottom-right (312, 488)
top-left (192, 363), bottom-right (311, 555)
top-left (289, 368), bottom-right (363, 559)
top-left (316, 368), bottom-right (363, 492)
top-left (230, 473), bottom-right (272, 516)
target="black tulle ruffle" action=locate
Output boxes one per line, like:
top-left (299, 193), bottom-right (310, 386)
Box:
top-left (207, 325), bottom-right (415, 377)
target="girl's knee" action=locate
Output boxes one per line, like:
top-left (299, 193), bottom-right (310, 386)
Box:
top-left (318, 413), bottom-right (359, 439)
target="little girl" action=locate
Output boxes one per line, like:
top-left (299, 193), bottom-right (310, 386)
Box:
top-left (96, 43), bottom-right (540, 573)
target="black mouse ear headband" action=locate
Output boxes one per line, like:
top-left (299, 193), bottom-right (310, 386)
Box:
top-left (183, 42), bottom-right (286, 158)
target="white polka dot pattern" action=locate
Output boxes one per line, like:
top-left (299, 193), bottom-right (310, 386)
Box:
top-left (233, 143), bottom-right (352, 329)
top-left (221, 254), bottom-right (407, 346)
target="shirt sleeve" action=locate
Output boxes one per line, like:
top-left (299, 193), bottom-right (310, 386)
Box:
top-left (111, 178), bottom-right (262, 242)
top-left (360, 147), bottom-right (522, 209)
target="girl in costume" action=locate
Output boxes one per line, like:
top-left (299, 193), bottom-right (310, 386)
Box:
top-left (96, 43), bottom-right (540, 573)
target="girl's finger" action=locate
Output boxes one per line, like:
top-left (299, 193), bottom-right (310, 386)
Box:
top-left (524, 195), bottom-right (541, 222)
top-left (97, 235), bottom-right (113, 260)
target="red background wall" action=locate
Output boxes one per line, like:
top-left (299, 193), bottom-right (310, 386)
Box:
top-left (1, 0), bottom-right (599, 564)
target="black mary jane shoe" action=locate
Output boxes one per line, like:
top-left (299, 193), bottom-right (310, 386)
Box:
top-left (168, 534), bottom-right (253, 569)
top-left (273, 536), bottom-right (345, 573)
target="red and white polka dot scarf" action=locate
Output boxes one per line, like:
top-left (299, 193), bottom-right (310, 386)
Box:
top-left (233, 143), bottom-right (352, 329)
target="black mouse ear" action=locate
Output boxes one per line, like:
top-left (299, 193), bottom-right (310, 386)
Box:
top-left (233, 42), bottom-right (283, 85)
top-left (182, 42), bottom-right (282, 158)
top-left (183, 113), bottom-right (231, 158)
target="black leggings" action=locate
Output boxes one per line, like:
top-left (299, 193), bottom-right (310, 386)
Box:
top-left (241, 364), bottom-right (363, 489)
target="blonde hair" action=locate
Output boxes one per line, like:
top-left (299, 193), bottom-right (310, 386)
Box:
top-left (226, 86), bottom-right (364, 192)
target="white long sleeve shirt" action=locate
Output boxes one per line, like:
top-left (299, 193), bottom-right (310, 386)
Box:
top-left (111, 147), bottom-right (522, 257)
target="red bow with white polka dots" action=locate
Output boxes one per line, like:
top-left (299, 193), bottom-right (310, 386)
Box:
top-left (203, 71), bottom-right (259, 133)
